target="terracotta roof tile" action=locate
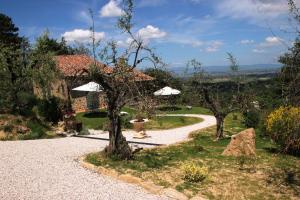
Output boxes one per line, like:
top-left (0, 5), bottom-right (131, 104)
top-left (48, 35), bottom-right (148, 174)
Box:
top-left (55, 54), bottom-right (153, 81)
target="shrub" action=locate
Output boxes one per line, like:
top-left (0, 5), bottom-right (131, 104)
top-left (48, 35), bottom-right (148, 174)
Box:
top-left (37, 97), bottom-right (63, 123)
top-left (266, 106), bottom-right (300, 154)
top-left (18, 120), bottom-right (47, 140)
top-left (16, 92), bottom-right (37, 116)
top-left (78, 128), bottom-right (91, 135)
top-left (121, 114), bottom-right (133, 129)
top-left (243, 110), bottom-right (260, 128)
top-left (181, 162), bottom-right (208, 183)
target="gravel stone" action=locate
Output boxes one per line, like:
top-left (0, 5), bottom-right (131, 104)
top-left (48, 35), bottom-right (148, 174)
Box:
top-left (0, 138), bottom-right (167, 200)
top-left (0, 114), bottom-right (215, 200)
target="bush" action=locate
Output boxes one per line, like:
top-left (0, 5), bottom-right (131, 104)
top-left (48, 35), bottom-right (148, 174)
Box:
top-left (266, 106), bottom-right (300, 154)
top-left (121, 114), bottom-right (133, 129)
top-left (18, 120), bottom-right (48, 140)
top-left (243, 110), bottom-right (260, 128)
top-left (181, 162), bottom-right (208, 183)
top-left (37, 97), bottom-right (63, 123)
top-left (16, 92), bottom-right (37, 116)
top-left (78, 127), bottom-right (91, 135)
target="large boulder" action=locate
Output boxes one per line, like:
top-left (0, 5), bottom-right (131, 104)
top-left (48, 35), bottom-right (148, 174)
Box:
top-left (222, 128), bottom-right (256, 156)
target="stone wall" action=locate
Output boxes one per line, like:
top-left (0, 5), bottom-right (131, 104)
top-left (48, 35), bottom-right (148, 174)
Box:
top-left (72, 94), bottom-right (106, 113)
top-left (33, 78), bottom-right (69, 100)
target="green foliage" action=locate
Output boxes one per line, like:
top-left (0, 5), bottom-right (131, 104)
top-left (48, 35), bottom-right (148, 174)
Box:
top-left (266, 106), bottom-right (300, 154)
top-left (279, 38), bottom-right (300, 106)
top-left (34, 31), bottom-right (76, 55)
top-left (16, 92), bottom-right (37, 116)
top-left (144, 68), bottom-right (181, 91)
top-left (17, 120), bottom-right (53, 140)
top-left (181, 162), bottom-right (208, 183)
top-left (243, 110), bottom-right (260, 128)
top-left (0, 13), bottom-right (23, 48)
top-left (78, 127), bottom-right (91, 135)
top-left (121, 114), bottom-right (133, 129)
top-left (29, 50), bottom-right (59, 99)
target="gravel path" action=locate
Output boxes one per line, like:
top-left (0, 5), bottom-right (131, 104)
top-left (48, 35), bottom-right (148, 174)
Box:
top-left (0, 138), bottom-right (166, 200)
top-left (0, 114), bottom-right (215, 200)
top-left (88, 114), bottom-right (216, 145)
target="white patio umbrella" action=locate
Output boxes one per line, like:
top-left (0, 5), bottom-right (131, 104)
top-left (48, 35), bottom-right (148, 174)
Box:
top-left (72, 82), bottom-right (103, 92)
top-left (154, 86), bottom-right (181, 96)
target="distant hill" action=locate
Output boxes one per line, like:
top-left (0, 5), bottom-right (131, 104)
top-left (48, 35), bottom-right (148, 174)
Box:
top-left (169, 64), bottom-right (282, 76)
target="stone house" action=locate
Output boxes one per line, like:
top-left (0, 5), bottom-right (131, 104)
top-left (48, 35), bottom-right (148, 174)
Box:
top-left (33, 54), bottom-right (153, 113)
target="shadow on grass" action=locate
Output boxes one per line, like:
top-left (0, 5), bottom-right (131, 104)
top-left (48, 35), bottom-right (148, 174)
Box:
top-left (158, 106), bottom-right (182, 112)
top-left (83, 112), bottom-right (108, 118)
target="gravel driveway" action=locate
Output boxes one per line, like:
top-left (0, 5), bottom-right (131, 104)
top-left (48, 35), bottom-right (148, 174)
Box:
top-left (0, 114), bottom-right (215, 200)
top-left (0, 138), bottom-right (166, 200)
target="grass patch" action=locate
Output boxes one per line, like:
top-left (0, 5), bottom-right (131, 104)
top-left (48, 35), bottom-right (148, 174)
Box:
top-left (76, 107), bottom-right (203, 130)
top-left (18, 120), bottom-right (54, 140)
top-left (85, 113), bottom-right (300, 199)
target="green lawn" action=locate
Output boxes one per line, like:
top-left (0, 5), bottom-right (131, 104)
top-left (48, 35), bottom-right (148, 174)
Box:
top-left (76, 107), bottom-right (203, 130)
top-left (86, 113), bottom-right (300, 199)
top-left (156, 105), bottom-right (212, 115)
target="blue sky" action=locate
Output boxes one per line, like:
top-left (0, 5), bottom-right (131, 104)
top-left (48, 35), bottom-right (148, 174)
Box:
top-left (1, 0), bottom-right (299, 67)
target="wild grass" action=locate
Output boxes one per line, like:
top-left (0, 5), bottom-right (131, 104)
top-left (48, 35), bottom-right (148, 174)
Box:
top-left (86, 113), bottom-right (300, 199)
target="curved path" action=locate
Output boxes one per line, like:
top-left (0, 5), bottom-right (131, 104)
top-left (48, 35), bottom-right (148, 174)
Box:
top-left (88, 114), bottom-right (216, 146)
top-left (0, 114), bottom-right (215, 200)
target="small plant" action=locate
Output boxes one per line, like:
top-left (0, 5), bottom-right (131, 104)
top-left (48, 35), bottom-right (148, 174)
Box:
top-left (37, 97), bottom-right (63, 123)
top-left (236, 155), bottom-right (257, 172)
top-left (78, 128), bottom-right (91, 135)
top-left (134, 113), bottom-right (145, 122)
top-left (3, 124), bottom-right (13, 133)
top-left (121, 115), bottom-right (133, 129)
top-left (181, 162), bottom-right (208, 183)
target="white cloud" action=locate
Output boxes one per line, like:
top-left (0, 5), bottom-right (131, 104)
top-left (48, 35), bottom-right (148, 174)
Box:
top-left (252, 49), bottom-right (265, 53)
top-left (216, 0), bottom-right (299, 24)
top-left (137, 25), bottom-right (167, 42)
top-left (251, 36), bottom-right (283, 53)
top-left (174, 38), bottom-right (203, 47)
top-left (100, 0), bottom-right (124, 17)
top-left (260, 36), bottom-right (282, 47)
top-left (241, 39), bottom-right (255, 44)
top-left (62, 29), bottom-right (105, 43)
top-left (205, 40), bottom-right (223, 52)
top-left (116, 25), bottom-right (166, 46)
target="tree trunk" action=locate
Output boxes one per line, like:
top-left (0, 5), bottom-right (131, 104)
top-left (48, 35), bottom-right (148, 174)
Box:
top-left (216, 115), bottom-right (225, 140)
top-left (105, 101), bottom-right (132, 160)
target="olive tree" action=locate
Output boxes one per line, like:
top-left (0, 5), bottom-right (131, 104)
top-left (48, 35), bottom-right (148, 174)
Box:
top-left (188, 54), bottom-right (243, 140)
top-left (89, 0), bottom-right (162, 159)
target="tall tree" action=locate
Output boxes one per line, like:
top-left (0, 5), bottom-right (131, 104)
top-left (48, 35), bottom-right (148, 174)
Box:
top-left (0, 13), bottom-right (31, 113)
top-left (0, 13), bottom-right (23, 48)
top-left (278, 0), bottom-right (300, 106)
